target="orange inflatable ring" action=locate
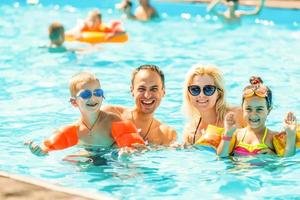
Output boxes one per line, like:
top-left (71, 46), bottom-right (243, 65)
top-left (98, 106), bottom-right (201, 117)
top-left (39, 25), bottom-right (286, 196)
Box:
top-left (112, 120), bottom-right (145, 148)
top-left (65, 32), bottom-right (128, 44)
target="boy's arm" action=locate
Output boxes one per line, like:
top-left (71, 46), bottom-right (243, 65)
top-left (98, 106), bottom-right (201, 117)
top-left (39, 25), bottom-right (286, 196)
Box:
top-left (25, 124), bottom-right (79, 156)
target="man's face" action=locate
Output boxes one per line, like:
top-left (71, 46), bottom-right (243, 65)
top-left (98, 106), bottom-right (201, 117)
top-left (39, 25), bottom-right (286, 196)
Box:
top-left (131, 69), bottom-right (165, 114)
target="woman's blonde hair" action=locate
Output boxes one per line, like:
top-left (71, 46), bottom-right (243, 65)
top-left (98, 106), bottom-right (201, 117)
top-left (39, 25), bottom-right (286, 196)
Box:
top-left (183, 64), bottom-right (228, 124)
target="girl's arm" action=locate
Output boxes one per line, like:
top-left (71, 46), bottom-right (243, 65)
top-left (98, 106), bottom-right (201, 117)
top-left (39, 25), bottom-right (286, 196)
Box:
top-left (283, 112), bottom-right (297, 157)
top-left (217, 112), bottom-right (237, 157)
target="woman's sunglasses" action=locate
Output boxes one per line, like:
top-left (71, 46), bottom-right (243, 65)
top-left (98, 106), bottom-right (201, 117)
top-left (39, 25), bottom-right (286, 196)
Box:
top-left (188, 85), bottom-right (218, 96)
top-left (76, 88), bottom-right (104, 99)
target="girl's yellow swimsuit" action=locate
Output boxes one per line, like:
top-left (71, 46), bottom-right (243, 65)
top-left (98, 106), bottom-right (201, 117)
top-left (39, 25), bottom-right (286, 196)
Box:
top-left (234, 128), bottom-right (269, 156)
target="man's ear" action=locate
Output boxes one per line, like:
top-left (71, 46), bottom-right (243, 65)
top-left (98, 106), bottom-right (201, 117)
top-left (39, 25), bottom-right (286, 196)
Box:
top-left (162, 87), bottom-right (166, 97)
top-left (70, 97), bottom-right (78, 107)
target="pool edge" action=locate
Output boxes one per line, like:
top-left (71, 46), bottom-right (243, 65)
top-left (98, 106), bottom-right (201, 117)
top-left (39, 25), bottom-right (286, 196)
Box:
top-left (0, 171), bottom-right (116, 200)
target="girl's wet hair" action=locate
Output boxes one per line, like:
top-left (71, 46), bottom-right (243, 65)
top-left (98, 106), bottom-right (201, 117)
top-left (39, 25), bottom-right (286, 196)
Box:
top-left (243, 76), bottom-right (273, 110)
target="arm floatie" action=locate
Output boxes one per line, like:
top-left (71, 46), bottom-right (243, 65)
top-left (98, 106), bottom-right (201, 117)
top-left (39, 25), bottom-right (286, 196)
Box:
top-left (111, 120), bottom-right (145, 148)
top-left (195, 124), bottom-right (236, 152)
top-left (43, 125), bottom-right (79, 151)
top-left (273, 129), bottom-right (300, 156)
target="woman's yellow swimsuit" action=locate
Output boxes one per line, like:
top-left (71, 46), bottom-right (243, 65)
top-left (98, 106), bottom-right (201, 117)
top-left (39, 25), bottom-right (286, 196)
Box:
top-left (234, 128), bottom-right (269, 156)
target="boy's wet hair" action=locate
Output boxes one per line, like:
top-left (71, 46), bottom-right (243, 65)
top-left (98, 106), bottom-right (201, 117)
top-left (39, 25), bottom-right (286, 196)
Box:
top-left (226, 0), bottom-right (238, 2)
top-left (131, 64), bottom-right (165, 88)
top-left (48, 22), bottom-right (64, 41)
top-left (69, 71), bottom-right (100, 97)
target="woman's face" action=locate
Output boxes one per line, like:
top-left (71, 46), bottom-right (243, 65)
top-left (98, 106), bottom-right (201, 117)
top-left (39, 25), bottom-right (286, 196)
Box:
top-left (242, 96), bottom-right (269, 129)
top-left (188, 74), bottom-right (219, 113)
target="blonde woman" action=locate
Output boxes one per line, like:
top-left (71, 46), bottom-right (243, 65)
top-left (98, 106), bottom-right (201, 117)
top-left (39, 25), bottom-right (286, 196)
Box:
top-left (183, 64), bottom-right (245, 146)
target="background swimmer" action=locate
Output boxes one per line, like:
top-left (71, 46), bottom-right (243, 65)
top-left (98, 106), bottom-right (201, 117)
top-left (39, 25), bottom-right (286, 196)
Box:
top-left (116, 0), bottom-right (158, 21)
top-left (66, 9), bottom-right (125, 41)
top-left (207, 0), bottom-right (265, 23)
top-left (48, 22), bottom-right (67, 52)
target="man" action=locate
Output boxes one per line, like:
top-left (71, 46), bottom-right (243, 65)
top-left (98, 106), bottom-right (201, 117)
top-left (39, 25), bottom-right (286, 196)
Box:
top-left (102, 65), bottom-right (177, 146)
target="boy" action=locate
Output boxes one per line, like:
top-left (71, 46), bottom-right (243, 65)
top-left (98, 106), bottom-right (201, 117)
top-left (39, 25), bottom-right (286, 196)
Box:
top-left (26, 71), bottom-right (144, 156)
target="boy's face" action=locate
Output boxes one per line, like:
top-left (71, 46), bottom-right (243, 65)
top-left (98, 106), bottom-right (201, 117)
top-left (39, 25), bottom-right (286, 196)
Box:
top-left (72, 80), bottom-right (104, 114)
top-left (242, 96), bottom-right (269, 129)
top-left (131, 69), bottom-right (165, 114)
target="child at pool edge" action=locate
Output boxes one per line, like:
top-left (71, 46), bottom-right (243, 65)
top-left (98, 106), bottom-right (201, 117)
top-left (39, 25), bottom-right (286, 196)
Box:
top-left (25, 71), bottom-right (145, 156)
top-left (217, 76), bottom-right (297, 157)
top-left (66, 9), bottom-right (125, 40)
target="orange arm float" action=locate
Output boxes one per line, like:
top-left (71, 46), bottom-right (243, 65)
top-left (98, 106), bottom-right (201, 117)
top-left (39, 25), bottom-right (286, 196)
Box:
top-left (112, 120), bottom-right (145, 148)
top-left (43, 125), bottom-right (79, 151)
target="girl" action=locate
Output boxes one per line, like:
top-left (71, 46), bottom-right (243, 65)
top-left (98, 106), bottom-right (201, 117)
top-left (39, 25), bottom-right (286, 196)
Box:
top-left (217, 76), bottom-right (297, 157)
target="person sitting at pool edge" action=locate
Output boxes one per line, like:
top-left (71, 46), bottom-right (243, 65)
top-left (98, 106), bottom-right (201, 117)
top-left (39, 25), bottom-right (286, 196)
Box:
top-left (116, 0), bottom-right (158, 21)
top-left (66, 9), bottom-right (125, 41)
top-left (102, 64), bottom-right (177, 146)
top-left (207, 0), bottom-right (265, 23)
top-left (26, 71), bottom-right (145, 156)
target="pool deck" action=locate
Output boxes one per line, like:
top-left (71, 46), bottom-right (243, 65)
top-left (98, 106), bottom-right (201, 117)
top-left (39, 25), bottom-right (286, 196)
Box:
top-left (0, 171), bottom-right (114, 200)
top-left (162, 0), bottom-right (300, 9)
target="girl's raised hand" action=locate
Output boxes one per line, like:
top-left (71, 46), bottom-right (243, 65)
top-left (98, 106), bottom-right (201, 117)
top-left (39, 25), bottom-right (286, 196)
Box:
top-left (224, 112), bottom-right (237, 137)
top-left (284, 112), bottom-right (297, 136)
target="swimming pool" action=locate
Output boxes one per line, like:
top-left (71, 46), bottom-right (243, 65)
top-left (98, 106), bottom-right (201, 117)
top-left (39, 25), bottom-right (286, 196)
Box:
top-left (1, 0), bottom-right (300, 199)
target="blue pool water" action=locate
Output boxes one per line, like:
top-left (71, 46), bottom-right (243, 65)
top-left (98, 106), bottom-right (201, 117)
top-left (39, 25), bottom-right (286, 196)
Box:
top-left (1, 0), bottom-right (300, 199)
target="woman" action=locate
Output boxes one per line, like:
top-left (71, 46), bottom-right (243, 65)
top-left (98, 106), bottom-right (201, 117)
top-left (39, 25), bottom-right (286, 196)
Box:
top-left (183, 64), bottom-right (245, 145)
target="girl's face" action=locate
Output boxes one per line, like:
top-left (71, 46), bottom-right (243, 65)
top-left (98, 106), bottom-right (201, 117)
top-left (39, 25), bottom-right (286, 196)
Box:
top-left (243, 96), bottom-right (269, 129)
top-left (189, 74), bottom-right (219, 113)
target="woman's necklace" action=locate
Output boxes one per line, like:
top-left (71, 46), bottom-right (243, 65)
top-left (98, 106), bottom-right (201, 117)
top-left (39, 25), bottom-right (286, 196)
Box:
top-left (81, 112), bottom-right (102, 136)
top-left (131, 111), bottom-right (154, 140)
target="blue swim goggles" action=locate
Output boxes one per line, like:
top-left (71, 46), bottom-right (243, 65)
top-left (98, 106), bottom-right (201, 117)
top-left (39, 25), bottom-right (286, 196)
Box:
top-left (76, 89), bottom-right (104, 99)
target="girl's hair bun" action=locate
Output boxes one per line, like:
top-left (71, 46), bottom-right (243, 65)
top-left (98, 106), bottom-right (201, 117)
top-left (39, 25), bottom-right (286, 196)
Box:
top-left (249, 76), bottom-right (263, 85)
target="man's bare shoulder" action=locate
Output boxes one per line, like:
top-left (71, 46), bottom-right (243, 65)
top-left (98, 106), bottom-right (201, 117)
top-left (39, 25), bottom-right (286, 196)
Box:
top-left (155, 120), bottom-right (177, 143)
top-left (102, 105), bottom-right (127, 115)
